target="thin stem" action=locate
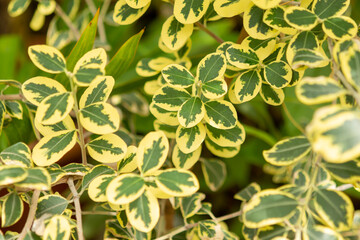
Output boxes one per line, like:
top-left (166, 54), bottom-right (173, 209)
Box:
top-left (195, 22), bottom-right (224, 44)
top-left (28, 107), bottom-right (41, 141)
top-left (81, 211), bottom-right (117, 216)
top-left (0, 94), bottom-right (23, 101)
top-left (98, 0), bottom-right (111, 48)
top-left (282, 103), bottom-right (305, 134)
top-left (85, 0), bottom-right (97, 15)
top-left (55, 4), bottom-right (80, 39)
top-left (155, 210), bottom-right (242, 240)
top-left (18, 190), bottom-right (41, 240)
top-left (336, 71), bottom-right (360, 105)
top-left (68, 74), bottom-right (87, 165)
top-left (68, 177), bottom-right (84, 240)
top-left (243, 124), bottom-right (277, 146)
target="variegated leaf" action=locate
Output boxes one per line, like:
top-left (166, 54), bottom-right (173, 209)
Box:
top-left (296, 76), bottom-right (346, 105)
top-left (32, 130), bottom-right (77, 166)
top-left (36, 195), bottom-right (68, 219)
top-left (243, 190), bottom-right (298, 228)
top-left (126, 189), bottom-right (159, 232)
top-left (113, 0), bottom-right (150, 25)
top-left (154, 120), bottom-right (177, 139)
top-left (82, 165), bottom-right (116, 191)
top-left (148, 57), bottom-right (175, 72)
top-left (146, 178), bottom-right (173, 200)
top-left (205, 121), bottom-right (245, 147)
top-left (213, 0), bottom-right (251, 18)
top-left (152, 85), bottom-right (191, 111)
top-left (233, 70), bottom-right (261, 104)
top-left (0, 165), bottom-right (27, 186)
top-left (62, 163), bottom-right (90, 176)
top-left (1, 192), bottom-right (23, 227)
top-left (226, 44), bottom-right (259, 69)
top-left (205, 137), bottom-right (240, 158)
top-left (286, 31), bottom-right (319, 65)
top-left (7, 0), bottom-right (30, 17)
top-left (79, 103), bottom-right (120, 135)
top-left (120, 92), bottom-right (150, 117)
top-left (340, 49), bottom-right (360, 89)
top-left (43, 215), bottom-right (71, 240)
top-left (252, 0), bottom-right (280, 9)
top-left (304, 225), bottom-right (343, 240)
top-left (264, 61), bottom-right (292, 89)
top-left (174, 0), bottom-right (210, 24)
top-left (314, 189), bottom-right (353, 231)
top-left (35, 92), bottom-right (74, 125)
top-left (241, 37), bottom-right (277, 61)
top-left (30, 8), bottom-right (45, 31)
top-left (234, 182), bottom-right (261, 201)
top-left (156, 168), bottom-right (199, 196)
top-left (260, 84), bottom-right (284, 106)
top-left (118, 145), bottom-right (138, 173)
top-left (87, 134), bottom-right (127, 163)
top-left (176, 123), bottom-right (206, 154)
top-left (73, 48), bottom-right (106, 86)
top-left (180, 192), bottom-right (205, 218)
top-left (161, 15), bottom-right (193, 51)
top-left (263, 136), bottom-right (311, 166)
top-left (263, 6), bottom-right (297, 35)
top-left (284, 7), bottom-right (318, 31)
top-left (324, 160), bottom-right (360, 184)
top-left (22, 77), bottom-right (67, 106)
top-left (333, 39), bottom-right (357, 64)
top-left (125, 0), bottom-right (150, 9)
top-left (0, 142), bottom-right (32, 167)
top-left (201, 158), bottom-right (226, 191)
top-left (243, 4), bottom-right (279, 40)
top-left (161, 64), bottom-right (195, 88)
top-left (5, 100), bottom-right (23, 119)
top-left (28, 45), bottom-right (66, 73)
top-left (178, 97), bottom-right (205, 128)
top-left (15, 168), bottom-right (51, 190)
top-left (201, 78), bottom-right (227, 99)
top-left (136, 58), bottom-right (159, 77)
top-left (172, 144), bottom-right (201, 169)
top-left (149, 102), bottom-right (179, 126)
top-left (79, 76), bottom-right (114, 109)
top-left (107, 173), bottom-right (145, 205)
top-left (137, 131), bottom-right (169, 175)
top-left (197, 53), bottom-right (227, 83)
top-left (88, 174), bottom-right (116, 202)
top-left (292, 49), bottom-right (328, 69)
top-left (322, 16), bottom-right (357, 40)
top-left (312, 0), bottom-right (350, 20)
top-left (204, 100), bottom-right (237, 129)
top-left (35, 115), bottom-right (76, 136)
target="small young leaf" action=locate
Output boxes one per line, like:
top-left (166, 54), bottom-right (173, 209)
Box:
top-left (106, 173), bottom-right (145, 205)
top-left (125, 190), bottom-right (159, 232)
top-left (161, 15), bottom-right (193, 51)
top-left (172, 144), bottom-right (201, 169)
top-left (7, 0), bottom-right (30, 17)
top-left (180, 192), bottom-right (205, 218)
top-left (113, 0), bottom-right (150, 25)
top-left (5, 101), bottom-right (23, 119)
top-left (28, 45), bottom-right (66, 73)
top-left (79, 103), bottom-right (120, 135)
top-left (174, 0), bottom-right (210, 24)
top-left (32, 130), bottom-right (77, 166)
top-left (22, 77), bottom-right (67, 106)
top-left (118, 145), bottom-right (138, 173)
top-left (263, 136), bottom-right (311, 166)
top-left (234, 182), bottom-right (261, 201)
top-left (176, 123), bottom-right (206, 154)
top-left (156, 169), bottom-right (199, 197)
top-left (1, 192), bottom-right (23, 227)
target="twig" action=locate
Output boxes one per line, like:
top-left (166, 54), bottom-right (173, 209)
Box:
top-left (155, 210), bottom-right (242, 240)
top-left (80, 211), bottom-right (117, 216)
top-left (282, 103), bottom-right (305, 134)
top-left (243, 124), bottom-right (277, 146)
top-left (0, 94), bottom-right (24, 101)
top-left (195, 22), bottom-right (224, 44)
top-left (98, 0), bottom-right (111, 49)
top-left (68, 177), bottom-right (84, 240)
top-left (18, 190), bottom-right (41, 240)
top-left (55, 4), bottom-right (80, 39)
